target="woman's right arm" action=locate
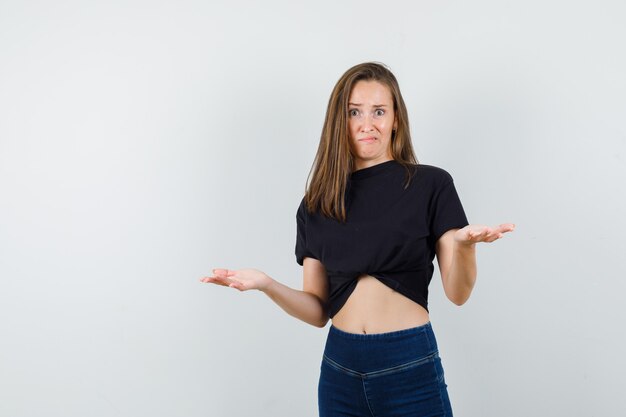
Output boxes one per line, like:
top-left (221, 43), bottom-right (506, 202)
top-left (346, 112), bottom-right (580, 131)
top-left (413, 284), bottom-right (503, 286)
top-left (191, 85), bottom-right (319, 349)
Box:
top-left (200, 257), bottom-right (329, 328)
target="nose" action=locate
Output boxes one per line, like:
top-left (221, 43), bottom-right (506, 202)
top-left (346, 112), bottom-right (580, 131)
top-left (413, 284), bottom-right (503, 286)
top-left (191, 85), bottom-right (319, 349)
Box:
top-left (360, 113), bottom-right (375, 132)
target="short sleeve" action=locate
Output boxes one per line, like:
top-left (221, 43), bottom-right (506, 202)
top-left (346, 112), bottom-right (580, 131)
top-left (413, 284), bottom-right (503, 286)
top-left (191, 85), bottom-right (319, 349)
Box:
top-left (430, 175), bottom-right (469, 240)
top-left (295, 198), bottom-right (316, 266)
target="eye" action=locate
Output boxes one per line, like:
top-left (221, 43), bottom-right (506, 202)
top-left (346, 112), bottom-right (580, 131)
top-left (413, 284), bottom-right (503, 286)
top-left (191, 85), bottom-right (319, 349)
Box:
top-left (374, 109), bottom-right (385, 117)
top-left (348, 109), bottom-right (360, 117)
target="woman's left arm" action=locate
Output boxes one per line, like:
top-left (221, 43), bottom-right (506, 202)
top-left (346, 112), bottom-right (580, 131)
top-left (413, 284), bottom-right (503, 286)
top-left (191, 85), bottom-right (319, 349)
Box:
top-left (436, 224), bottom-right (515, 305)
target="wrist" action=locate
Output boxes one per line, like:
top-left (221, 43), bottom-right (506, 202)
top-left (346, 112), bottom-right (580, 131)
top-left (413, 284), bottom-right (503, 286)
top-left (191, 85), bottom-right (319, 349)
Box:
top-left (454, 240), bottom-right (476, 252)
top-left (259, 274), bottom-right (276, 293)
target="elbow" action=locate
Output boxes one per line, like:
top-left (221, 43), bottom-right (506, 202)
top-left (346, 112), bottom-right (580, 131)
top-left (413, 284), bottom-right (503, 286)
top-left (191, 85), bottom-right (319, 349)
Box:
top-left (318, 318), bottom-right (330, 328)
top-left (302, 301), bottom-right (329, 328)
top-left (446, 292), bottom-right (471, 306)
top-left (443, 275), bottom-right (476, 306)
top-left (316, 309), bottom-right (330, 327)
top-left (313, 299), bottom-right (330, 328)
top-left (310, 316), bottom-right (329, 328)
top-left (450, 297), bottom-right (468, 306)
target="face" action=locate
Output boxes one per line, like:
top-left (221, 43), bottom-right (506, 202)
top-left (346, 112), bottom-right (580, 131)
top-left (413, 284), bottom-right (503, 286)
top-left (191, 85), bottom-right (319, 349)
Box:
top-left (347, 80), bottom-right (397, 170)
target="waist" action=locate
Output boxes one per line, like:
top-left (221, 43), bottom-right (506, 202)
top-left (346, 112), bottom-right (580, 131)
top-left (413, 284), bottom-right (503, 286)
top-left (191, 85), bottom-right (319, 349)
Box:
top-left (331, 274), bottom-right (430, 334)
top-left (323, 321), bottom-right (439, 374)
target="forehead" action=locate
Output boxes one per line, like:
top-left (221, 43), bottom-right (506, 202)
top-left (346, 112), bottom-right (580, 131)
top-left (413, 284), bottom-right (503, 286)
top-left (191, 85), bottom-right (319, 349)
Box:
top-left (348, 80), bottom-right (393, 104)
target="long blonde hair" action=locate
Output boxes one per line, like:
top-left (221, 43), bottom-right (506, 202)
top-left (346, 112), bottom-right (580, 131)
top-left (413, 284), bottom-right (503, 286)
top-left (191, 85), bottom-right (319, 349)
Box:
top-left (304, 62), bottom-right (418, 222)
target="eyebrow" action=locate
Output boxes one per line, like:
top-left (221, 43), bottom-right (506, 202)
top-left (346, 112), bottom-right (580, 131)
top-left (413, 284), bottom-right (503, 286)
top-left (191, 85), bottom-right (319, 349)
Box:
top-left (348, 103), bottom-right (389, 107)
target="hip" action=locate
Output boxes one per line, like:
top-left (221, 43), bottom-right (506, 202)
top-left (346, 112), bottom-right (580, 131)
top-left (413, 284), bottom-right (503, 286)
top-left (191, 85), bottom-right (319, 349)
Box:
top-left (318, 321), bottom-right (453, 416)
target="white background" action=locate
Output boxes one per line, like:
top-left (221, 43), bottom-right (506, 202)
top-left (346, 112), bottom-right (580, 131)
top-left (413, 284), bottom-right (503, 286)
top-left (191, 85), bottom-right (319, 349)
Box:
top-left (1, 1), bottom-right (625, 416)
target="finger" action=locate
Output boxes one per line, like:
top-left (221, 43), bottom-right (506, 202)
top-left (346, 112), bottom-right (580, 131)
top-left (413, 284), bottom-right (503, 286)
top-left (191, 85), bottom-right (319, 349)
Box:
top-left (474, 228), bottom-right (491, 241)
top-left (201, 278), bottom-right (227, 286)
top-left (483, 228), bottom-right (505, 242)
top-left (484, 233), bottom-right (502, 243)
top-left (467, 228), bottom-right (483, 239)
top-left (213, 268), bottom-right (238, 279)
top-left (497, 223), bottom-right (516, 233)
top-left (229, 280), bottom-right (245, 291)
top-left (201, 276), bottom-right (232, 286)
top-left (212, 268), bottom-right (229, 277)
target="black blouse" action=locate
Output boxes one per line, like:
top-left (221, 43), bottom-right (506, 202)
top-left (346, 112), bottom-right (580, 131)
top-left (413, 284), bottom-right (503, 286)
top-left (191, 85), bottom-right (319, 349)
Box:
top-left (295, 160), bottom-right (468, 318)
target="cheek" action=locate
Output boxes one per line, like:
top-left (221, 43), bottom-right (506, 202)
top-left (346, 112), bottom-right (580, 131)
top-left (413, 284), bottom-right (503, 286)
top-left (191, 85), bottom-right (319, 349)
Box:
top-left (348, 121), bottom-right (358, 139)
top-left (379, 120), bottom-right (392, 135)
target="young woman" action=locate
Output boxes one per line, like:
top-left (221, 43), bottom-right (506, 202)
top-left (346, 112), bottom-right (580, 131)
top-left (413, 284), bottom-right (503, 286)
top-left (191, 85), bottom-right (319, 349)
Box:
top-left (201, 62), bottom-right (514, 416)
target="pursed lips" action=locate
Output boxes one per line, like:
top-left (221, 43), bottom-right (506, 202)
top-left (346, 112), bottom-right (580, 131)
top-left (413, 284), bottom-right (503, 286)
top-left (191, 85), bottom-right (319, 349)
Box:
top-left (358, 137), bottom-right (377, 143)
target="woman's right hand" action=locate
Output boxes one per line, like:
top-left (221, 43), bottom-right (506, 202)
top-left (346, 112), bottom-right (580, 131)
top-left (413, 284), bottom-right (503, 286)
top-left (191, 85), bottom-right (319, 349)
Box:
top-left (200, 268), bottom-right (273, 292)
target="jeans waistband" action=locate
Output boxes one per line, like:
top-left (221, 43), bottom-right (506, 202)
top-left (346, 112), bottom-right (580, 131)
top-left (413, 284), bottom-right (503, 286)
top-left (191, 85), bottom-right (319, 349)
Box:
top-left (323, 322), bottom-right (439, 374)
top-left (328, 321), bottom-right (433, 340)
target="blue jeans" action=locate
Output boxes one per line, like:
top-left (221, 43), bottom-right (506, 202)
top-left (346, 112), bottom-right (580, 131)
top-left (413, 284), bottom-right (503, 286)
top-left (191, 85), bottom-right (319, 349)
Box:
top-left (318, 322), bottom-right (453, 417)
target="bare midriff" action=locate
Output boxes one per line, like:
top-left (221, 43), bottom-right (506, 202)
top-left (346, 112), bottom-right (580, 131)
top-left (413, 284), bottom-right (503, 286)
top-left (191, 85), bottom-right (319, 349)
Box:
top-left (331, 274), bottom-right (430, 334)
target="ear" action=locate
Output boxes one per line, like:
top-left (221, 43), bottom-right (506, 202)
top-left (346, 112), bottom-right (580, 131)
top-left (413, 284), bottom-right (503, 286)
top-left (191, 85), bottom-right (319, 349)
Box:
top-left (393, 116), bottom-right (398, 131)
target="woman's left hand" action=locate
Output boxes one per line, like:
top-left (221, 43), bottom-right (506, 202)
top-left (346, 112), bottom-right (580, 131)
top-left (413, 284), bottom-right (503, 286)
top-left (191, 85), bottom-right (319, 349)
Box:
top-left (454, 223), bottom-right (515, 245)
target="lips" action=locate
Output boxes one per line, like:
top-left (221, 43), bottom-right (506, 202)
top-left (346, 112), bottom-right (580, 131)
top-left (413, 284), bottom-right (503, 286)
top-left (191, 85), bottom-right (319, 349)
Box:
top-left (358, 137), bottom-right (377, 143)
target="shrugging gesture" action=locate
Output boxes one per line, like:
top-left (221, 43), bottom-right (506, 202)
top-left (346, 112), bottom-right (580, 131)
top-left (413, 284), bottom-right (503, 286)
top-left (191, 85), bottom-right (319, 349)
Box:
top-left (200, 268), bottom-right (271, 292)
top-left (199, 62), bottom-right (518, 416)
top-left (200, 262), bottom-right (329, 328)
top-left (455, 223), bottom-right (516, 244)
top-left (437, 223), bottom-right (516, 306)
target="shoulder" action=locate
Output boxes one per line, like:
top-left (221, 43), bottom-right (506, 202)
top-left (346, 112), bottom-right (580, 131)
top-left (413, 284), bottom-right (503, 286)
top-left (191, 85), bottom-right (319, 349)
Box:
top-left (414, 164), bottom-right (453, 178)
top-left (296, 196), bottom-right (307, 218)
top-left (296, 195), bottom-right (317, 222)
top-left (411, 164), bottom-right (456, 185)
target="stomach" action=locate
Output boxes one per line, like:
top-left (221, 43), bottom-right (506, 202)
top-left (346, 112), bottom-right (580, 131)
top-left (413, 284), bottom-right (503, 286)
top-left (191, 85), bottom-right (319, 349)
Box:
top-left (331, 274), bottom-right (430, 334)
